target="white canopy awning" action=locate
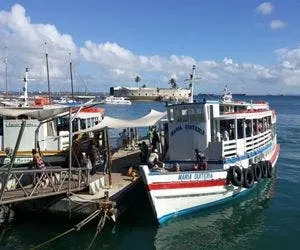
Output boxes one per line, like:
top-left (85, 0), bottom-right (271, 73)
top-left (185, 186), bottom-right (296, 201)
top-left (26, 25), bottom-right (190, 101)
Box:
top-left (0, 106), bottom-right (71, 121)
top-left (75, 109), bottom-right (167, 134)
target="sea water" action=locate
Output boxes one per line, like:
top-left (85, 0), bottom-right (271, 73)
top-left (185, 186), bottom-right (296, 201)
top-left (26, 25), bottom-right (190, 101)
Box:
top-left (0, 95), bottom-right (300, 250)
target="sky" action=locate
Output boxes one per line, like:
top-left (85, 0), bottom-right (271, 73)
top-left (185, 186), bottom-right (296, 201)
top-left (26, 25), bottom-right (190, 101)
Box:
top-left (0, 0), bottom-right (300, 95)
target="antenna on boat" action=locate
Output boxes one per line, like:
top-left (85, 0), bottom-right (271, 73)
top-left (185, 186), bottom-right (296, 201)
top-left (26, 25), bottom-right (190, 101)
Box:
top-left (185, 65), bottom-right (200, 103)
top-left (45, 42), bottom-right (52, 104)
top-left (220, 85), bottom-right (233, 103)
top-left (23, 67), bottom-right (29, 106)
top-left (69, 52), bottom-right (74, 102)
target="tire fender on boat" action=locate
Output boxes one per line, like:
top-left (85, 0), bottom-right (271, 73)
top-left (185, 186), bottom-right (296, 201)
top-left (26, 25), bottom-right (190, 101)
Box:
top-left (228, 166), bottom-right (244, 186)
top-left (252, 163), bottom-right (262, 182)
top-left (243, 167), bottom-right (254, 188)
top-left (266, 161), bottom-right (273, 178)
top-left (260, 161), bottom-right (268, 179)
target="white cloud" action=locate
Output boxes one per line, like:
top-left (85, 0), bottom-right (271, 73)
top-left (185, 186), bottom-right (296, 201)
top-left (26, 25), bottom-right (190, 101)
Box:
top-left (255, 2), bottom-right (274, 15)
top-left (0, 4), bottom-right (299, 94)
top-left (270, 20), bottom-right (286, 29)
top-left (0, 4), bottom-right (77, 91)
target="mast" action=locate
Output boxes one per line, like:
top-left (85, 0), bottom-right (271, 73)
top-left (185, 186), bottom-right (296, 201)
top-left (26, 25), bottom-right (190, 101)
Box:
top-left (189, 65), bottom-right (196, 103)
top-left (23, 68), bottom-right (29, 106)
top-left (45, 42), bottom-right (52, 104)
top-left (69, 53), bottom-right (74, 102)
top-left (4, 46), bottom-right (8, 98)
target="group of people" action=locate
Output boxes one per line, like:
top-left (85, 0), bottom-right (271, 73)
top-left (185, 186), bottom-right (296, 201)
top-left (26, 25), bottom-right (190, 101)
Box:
top-left (119, 128), bottom-right (137, 150)
top-left (80, 140), bottom-right (107, 175)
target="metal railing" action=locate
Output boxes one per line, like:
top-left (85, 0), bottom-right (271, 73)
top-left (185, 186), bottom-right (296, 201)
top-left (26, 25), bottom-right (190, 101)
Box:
top-left (0, 167), bottom-right (90, 205)
top-left (222, 129), bottom-right (273, 158)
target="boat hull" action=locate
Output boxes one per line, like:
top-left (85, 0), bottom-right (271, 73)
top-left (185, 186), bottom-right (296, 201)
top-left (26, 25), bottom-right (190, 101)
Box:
top-left (0, 151), bottom-right (66, 167)
top-left (140, 144), bottom-right (280, 224)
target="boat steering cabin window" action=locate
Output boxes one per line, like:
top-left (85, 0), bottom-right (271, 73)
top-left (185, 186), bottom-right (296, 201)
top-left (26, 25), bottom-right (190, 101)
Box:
top-left (181, 108), bottom-right (188, 122)
top-left (171, 106), bottom-right (205, 123)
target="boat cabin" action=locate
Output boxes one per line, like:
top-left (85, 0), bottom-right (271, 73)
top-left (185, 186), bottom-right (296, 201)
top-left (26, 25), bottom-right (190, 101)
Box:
top-left (0, 106), bottom-right (104, 165)
top-left (164, 99), bottom-right (276, 169)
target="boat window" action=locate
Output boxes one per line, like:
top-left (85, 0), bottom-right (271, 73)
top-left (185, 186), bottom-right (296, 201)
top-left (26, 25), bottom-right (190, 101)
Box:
top-left (195, 107), bottom-right (204, 121)
top-left (17, 115), bottom-right (29, 120)
top-left (181, 108), bottom-right (188, 122)
top-left (72, 118), bottom-right (79, 132)
top-left (87, 118), bottom-right (91, 128)
top-left (174, 108), bottom-right (181, 122)
top-left (80, 119), bottom-right (86, 130)
top-left (56, 117), bottom-right (69, 132)
top-left (245, 119), bottom-right (252, 137)
top-left (237, 119), bottom-right (244, 139)
top-left (220, 119), bottom-right (235, 140)
top-left (188, 108), bottom-right (196, 121)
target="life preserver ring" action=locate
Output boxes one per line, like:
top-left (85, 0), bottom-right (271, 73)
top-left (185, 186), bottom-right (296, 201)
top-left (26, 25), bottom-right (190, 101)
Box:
top-left (260, 161), bottom-right (268, 178)
top-left (243, 168), bottom-right (254, 188)
top-left (228, 166), bottom-right (244, 186)
top-left (252, 163), bottom-right (262, 182)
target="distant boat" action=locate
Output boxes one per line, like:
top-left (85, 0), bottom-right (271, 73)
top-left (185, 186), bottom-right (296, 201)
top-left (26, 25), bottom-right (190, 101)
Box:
top-left (104, 96), bottom-right (132, 105)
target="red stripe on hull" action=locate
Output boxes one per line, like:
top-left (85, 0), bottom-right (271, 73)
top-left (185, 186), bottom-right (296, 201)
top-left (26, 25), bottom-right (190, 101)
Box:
top-left (270, 144), bottom-right (280, 165)
top-left (148, 179), bottom-right (227, 190)
top-left (148, 144), bottom-right (280, 191)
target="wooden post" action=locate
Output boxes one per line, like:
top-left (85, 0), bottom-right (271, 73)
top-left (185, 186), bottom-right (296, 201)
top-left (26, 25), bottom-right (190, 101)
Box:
top-left (68, 107), bottom-right (72, 195)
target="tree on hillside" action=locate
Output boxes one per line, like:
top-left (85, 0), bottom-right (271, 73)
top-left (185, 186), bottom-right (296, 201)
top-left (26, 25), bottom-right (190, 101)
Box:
top-left (135, 75), bottom-right (141, 88)
top-left (169, 78), bottom-right (177, 88)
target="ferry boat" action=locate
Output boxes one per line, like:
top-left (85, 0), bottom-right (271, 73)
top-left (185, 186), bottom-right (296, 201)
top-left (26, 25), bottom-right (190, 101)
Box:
top-left (104, 96), bottom-right (132, 105)
top-left (140, 65), bottom-right (280, 224)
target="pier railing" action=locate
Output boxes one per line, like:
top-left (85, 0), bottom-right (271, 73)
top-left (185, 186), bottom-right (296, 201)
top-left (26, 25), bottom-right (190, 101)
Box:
top-left (0, 167), bottom-right (90, 205)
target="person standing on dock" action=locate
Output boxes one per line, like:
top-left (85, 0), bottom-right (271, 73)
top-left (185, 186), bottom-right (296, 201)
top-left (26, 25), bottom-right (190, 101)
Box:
top-left (151, 129), bottom-right (160, 151)
top-left (119, 129), bottom-right (127, 149)
top-left (147, 126), bottom-right (153, 144)
top-left (130, 128), bottom-right (135, 150)
top-left (139, 141), bottom-right (149, 164)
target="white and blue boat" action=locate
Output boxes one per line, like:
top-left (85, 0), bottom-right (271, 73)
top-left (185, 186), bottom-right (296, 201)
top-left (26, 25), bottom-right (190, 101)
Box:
top-left (140, 66), bottom-right (280, 224)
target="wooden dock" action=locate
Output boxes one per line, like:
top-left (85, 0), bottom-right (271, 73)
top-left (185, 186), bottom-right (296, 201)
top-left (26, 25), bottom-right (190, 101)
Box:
top-left (2, 146), bottom-right (145, 221)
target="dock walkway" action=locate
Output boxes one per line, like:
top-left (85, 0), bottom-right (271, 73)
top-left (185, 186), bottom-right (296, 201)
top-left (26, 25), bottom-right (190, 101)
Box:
top-left (0, 146), bottom-right (144, 219)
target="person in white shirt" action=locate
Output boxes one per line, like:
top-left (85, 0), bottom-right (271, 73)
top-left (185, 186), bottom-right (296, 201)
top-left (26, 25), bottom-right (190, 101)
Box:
top-left (148, 149), bottom-right (159, 168)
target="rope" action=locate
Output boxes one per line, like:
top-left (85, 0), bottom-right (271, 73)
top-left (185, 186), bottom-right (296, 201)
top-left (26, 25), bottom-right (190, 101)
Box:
top-left (31, 209), bottom-right (100, 250)
top-left (86, 210), bottom-right (107, 250)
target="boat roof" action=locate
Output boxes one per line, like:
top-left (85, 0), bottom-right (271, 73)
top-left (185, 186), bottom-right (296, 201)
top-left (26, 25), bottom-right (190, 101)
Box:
top-left (74, 109), bottom-right (166, 134)
top-left (0, 106), bottom-right (71, 121)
